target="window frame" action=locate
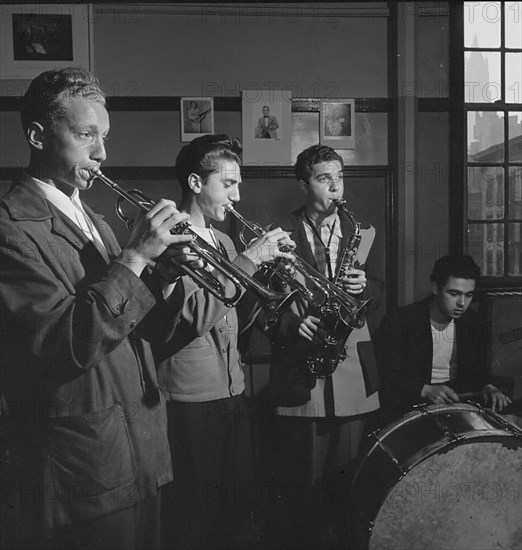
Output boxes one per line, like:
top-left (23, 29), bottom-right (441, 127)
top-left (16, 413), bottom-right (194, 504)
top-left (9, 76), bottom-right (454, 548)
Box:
top-left (450, 1), bottom-right (522, 290)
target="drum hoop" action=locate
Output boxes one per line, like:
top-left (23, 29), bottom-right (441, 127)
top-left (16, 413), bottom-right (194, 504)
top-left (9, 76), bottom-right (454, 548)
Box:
top-left (367, 402), bottom-right (522, 460)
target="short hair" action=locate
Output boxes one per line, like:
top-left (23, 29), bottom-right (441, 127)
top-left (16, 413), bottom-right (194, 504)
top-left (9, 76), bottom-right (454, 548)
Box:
top-left (295, 144), bottom-right (344, 182)
top-left (175, 134), bottom-right (242, 197)
top-left (430, 255), bottom-right (480, 290)
top-left (20, 67), bottom-right (105, 132)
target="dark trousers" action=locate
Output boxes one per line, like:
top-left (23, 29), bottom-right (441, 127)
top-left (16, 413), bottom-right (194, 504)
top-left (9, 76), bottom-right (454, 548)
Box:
top-left (162, 395), bottom-right (255, 550)
top-left (260, 414), bottom-right (371, 550)
top-left (44, 494), bottom-right (161, 550)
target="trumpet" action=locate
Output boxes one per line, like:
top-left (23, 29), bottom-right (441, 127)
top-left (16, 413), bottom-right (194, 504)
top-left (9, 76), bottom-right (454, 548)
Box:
top-left (225, 204), bottom-right (373, 376)
top-left (89, 168), bottom-right (296, 321)
top-left (225, 205), bottom-right (371, 314)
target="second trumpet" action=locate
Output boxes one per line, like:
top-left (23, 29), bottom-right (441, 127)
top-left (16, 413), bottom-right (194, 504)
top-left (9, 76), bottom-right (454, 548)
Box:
top-left (89, 168), bottom-right (295, 321)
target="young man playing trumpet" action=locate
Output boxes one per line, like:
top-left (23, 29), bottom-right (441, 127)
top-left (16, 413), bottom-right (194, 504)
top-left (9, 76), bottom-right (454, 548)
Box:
top-left (264, 144), bottom-right (383, 548)
top-left (154, 134), bottom-right (294, 550)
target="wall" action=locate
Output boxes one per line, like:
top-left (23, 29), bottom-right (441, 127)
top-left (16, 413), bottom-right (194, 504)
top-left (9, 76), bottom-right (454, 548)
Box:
top-left (396, 4), bottom-right (451, 302)
top-left (93, 5), bottom-right (388, 98)
top-left (1, 2), bottom-right (451, 307)
top-left (0, 1), bottom-right (392, 288)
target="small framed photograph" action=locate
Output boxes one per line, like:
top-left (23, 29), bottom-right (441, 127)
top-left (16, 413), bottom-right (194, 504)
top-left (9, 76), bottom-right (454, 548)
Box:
top-left (320, 99), bottom-right (355, 149)
top-left (0, 4), bottom-right (93, 79)
top-left (242, 90), bottom-right (292, 165)
top-left (181, 97), bottom-right (214, 141)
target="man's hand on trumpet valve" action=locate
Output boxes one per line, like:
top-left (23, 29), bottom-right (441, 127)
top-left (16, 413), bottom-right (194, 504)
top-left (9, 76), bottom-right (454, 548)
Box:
top-left (117, 199), bottom-right (195, 277)
top-left (242, 227), bottom-right (295, 266)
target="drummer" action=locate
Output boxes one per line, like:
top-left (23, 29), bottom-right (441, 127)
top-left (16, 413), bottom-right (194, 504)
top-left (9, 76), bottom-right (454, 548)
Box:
top-left (373, 254), bottom-right (511, 424)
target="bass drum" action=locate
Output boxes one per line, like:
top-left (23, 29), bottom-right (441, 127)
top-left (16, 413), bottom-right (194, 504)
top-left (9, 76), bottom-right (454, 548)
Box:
top-left (351, 403), bottom-right (522, 550)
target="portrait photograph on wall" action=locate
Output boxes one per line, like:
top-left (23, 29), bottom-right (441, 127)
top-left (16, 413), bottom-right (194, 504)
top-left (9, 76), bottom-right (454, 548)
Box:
top-left (242, 89), bottom-right (292, 165)
top-left (254, 103), bottom-right (281, 140)
top-left (0, 4), bottom-right (92, 79)
top-left (181, 97), bottom-right (214, 141)
top-left (320, 99), bottom-right (355, 149)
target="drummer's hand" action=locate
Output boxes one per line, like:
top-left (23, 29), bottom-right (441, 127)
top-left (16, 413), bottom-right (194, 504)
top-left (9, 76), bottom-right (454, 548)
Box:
top-left (481, 384), bottom-right (512, 412)
top-left (421, 384), bottom-right (459, 405)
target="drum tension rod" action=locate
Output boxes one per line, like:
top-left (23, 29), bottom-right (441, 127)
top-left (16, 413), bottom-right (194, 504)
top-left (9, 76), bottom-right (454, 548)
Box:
top-left (369, 430), bottom-right (408, 477)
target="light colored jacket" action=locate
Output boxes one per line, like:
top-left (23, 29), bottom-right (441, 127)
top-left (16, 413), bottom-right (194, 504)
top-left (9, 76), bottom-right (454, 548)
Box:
top-left (155, 229), bottom-right (259, 402)
top-left (268, 206), bottom-right (382, 417)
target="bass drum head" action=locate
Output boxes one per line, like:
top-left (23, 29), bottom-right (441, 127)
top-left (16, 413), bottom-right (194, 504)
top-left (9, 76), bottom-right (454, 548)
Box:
top-left (368, 434), bottom-right (521, 550)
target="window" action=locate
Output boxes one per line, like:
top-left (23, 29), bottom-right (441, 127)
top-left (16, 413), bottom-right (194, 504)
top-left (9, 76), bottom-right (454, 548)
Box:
top-left (463, 1), bottom-right (521, 279)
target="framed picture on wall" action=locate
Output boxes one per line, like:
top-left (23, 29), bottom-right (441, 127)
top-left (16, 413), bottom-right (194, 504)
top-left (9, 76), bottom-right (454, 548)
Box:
top-left (181, 97), bottom-right (214, 141)
top-left (241, 90), bottom-right (292, 165)
top-left (0, 4), bottom-right (93, 79)
top-left (320, 99), bottom-right (355, 149)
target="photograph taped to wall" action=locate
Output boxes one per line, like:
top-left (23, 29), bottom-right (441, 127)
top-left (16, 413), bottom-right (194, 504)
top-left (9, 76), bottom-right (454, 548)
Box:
top-left (181, 97), bottom-right (214, 141)
top-left (0, 4), bottom-right (93, 79)
top-left (254, 103), bottom-right (282, 140)
top-left (320, 99), bottom-right (355, 149)
top-left (242, 90), bottom-right (292, 165)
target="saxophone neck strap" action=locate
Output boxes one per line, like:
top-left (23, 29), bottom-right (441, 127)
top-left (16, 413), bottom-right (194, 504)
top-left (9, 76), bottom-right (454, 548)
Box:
top-left (304, 213), bottom-right (337, 281)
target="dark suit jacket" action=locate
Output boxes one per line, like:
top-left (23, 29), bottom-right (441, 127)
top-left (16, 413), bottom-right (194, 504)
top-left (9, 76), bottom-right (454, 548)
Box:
top-left (0, 179), bottom-right (176, 533)
top-left (373, 298), bottom-right (490, 421)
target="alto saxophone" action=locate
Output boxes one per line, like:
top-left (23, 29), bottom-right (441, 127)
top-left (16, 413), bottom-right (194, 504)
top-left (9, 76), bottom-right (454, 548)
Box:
top-left (305, 199), bottom-right (372, 378)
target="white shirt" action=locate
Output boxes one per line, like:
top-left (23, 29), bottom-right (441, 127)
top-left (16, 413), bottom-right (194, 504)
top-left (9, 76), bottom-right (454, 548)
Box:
top-left (430, 319), bottom-right (457, 383)
top-left (189, 225), bottom-right (216, 249)
top-left (31, 176), bottom-right (110, 263)
top-left (303, 212), bottom-right (342, 278)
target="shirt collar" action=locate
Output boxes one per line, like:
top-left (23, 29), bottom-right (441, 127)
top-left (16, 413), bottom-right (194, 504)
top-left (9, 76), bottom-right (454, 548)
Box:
top-left (29, 176), bottom-right (83, 223)
top-left (303, 211), bottom-right (342, 238)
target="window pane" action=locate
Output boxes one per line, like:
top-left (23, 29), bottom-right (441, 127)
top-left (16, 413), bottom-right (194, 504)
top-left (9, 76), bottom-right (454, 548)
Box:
top-left (464, 2), bottom-right (501, 48)
top-left (508, 223), bottom-right (522, 275)
top-left (505, 2), bottom-right (522, 48)
top-left (506, 53), bottom-right (522, 104)
top-left (509, 166), bottom-right (522, 217)
top-left (464, 52), bottom-right (501, 102)
top-left (468, 166), bottom-right (505, 219)
top-left (509, 112), bottom-right (522, 161)
top-left (468, 111), bottom-right (504, 160)
top-left (467, 223), bottom-right (504, 276)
